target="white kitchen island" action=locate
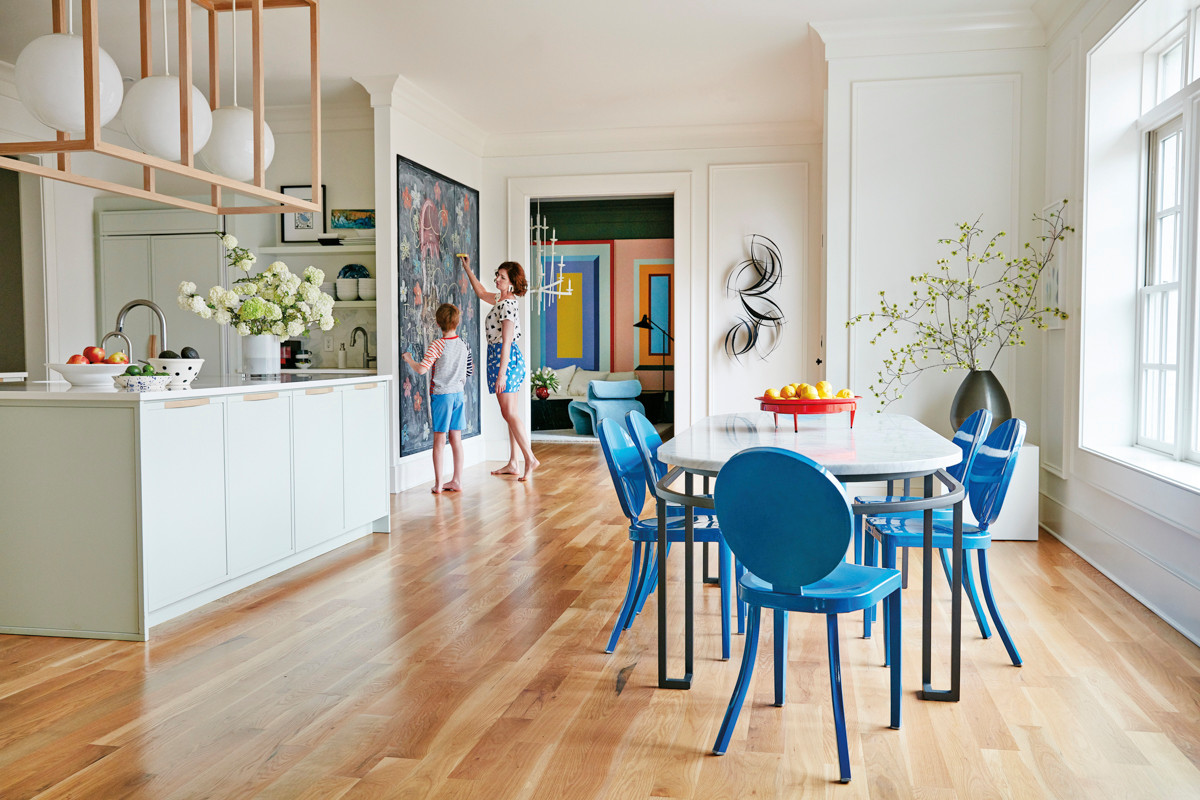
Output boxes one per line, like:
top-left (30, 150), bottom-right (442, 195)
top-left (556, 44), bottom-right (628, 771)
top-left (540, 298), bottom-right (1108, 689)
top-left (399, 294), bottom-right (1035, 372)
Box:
top-left (0, 373), bottom-right (391, 640)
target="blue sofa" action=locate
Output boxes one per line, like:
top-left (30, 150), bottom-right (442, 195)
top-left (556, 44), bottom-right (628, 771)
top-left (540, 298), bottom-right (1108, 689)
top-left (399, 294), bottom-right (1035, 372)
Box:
top-left (568, 379), bottom-right (645, 436)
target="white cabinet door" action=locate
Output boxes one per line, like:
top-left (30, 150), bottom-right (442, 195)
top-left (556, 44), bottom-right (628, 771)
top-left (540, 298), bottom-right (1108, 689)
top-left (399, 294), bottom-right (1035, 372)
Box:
top-left (140, 398), bottom-right (228, 611)
top-left (292, 387), bottom-right (346, 550)
top-left (226, 392), bottom-right (294, 573)
top-left (98, 237), bottom-right (152, 355)
top-left (342, 383), bottom-right (389, 530)
top-left (150, 235), bottom-right (224, 365)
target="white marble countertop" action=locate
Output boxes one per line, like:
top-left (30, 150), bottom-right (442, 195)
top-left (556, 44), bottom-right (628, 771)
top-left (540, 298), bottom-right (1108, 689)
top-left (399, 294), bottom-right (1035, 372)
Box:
top-left (0, 373), bottom-right (390, 404)
top-left (658, 411), bottom-right (960, 477)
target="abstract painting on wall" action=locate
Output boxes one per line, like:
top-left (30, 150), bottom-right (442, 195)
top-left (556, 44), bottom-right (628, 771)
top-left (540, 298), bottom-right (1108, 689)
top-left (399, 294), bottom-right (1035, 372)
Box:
top-left (533, 241), bottom-right (612, 371)
top-left (331, 209), bottom-right (375, 229)
top-left (396, 156), bottom-right (481, 456)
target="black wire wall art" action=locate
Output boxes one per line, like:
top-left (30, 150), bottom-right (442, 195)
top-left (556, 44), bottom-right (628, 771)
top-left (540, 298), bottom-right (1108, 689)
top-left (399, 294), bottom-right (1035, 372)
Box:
top-left (723, 234), bottom-right (786, 360)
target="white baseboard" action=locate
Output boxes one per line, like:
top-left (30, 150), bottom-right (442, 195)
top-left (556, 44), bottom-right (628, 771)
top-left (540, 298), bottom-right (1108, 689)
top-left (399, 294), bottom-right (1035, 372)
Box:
top-left (391, 434), bottom-right (488, 492)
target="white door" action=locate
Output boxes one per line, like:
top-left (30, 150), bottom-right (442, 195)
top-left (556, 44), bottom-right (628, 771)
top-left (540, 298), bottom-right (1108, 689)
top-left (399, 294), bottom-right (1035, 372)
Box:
top-left (293, 387), bottom-right (346, 550)
top-left (150, 235), bottom-right (224, 365)
top-left (226, 392), bottom-right (294, 573)
top-left (342, 383), bottom-right (389, 530)
top-left (98, 237), bottom-right (152, 358)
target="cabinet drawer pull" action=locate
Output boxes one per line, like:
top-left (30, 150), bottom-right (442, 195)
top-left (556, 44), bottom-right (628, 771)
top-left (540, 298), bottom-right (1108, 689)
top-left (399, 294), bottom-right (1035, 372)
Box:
top-left (245, 392), bottom-right (279, 402)
top-left (354, 382), bottom-right (378, 390)
top-left (164, 398), bottom-right (210, 409)
top-left (305, 387), bottom-right (334, 395)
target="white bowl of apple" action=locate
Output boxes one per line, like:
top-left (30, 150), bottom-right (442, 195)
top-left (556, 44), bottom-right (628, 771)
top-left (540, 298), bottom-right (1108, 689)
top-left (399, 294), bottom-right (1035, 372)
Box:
top-left (47, 346), bottom-right (132, 386)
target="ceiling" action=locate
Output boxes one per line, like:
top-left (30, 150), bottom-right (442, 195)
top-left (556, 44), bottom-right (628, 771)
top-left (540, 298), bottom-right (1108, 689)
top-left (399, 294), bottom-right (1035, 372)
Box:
top-left (0, 1), bottom-right (1054, 138)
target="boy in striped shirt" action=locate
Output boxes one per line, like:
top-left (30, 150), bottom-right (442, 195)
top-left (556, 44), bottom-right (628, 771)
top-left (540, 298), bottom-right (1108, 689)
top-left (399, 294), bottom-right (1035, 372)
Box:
top-left (403, 303), bottom-right (474, 493)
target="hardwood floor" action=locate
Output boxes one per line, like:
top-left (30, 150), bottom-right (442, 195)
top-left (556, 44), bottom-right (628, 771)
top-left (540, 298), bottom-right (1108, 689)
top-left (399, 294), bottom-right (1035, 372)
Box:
top-left (2, 443), bottom-right (1199, 798)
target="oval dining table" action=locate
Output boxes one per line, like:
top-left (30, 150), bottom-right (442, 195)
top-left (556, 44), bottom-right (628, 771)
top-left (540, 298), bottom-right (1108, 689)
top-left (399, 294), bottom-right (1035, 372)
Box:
top-left (654, 411), bottom-right (967, 702)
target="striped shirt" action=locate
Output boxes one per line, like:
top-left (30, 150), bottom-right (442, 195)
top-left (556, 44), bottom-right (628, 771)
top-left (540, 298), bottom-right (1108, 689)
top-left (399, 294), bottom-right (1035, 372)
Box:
top-left (418, 335), bottom-right (474, 395)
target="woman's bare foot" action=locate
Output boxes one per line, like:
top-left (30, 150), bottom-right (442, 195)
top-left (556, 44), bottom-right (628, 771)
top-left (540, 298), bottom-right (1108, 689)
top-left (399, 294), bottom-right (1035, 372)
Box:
top-left (518, 458), bottom-right (540, 482)
top-left (431, 485), bottom-right (442, 494)
top-left (491, 463), bottom-right (519, 476)
top-left (442, 480), bottom-right (462, 492)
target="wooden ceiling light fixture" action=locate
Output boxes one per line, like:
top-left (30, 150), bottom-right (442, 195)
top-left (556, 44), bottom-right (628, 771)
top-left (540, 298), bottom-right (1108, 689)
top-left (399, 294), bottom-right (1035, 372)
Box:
top-left (0, 0), bottom-right (321, 217)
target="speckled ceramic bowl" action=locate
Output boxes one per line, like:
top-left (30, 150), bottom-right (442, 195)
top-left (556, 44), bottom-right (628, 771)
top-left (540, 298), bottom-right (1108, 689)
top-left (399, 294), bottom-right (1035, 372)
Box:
top-left (113, 374), bottom-right (171, 391)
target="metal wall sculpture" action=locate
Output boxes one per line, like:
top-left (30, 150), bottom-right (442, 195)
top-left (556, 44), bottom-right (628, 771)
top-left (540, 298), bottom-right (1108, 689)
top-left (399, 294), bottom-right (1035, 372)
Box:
top-left (723, 234), bottom-right (785, 360)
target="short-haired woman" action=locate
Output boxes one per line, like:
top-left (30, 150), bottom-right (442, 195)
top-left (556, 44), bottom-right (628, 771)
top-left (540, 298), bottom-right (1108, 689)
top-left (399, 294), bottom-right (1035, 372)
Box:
top-left (459, 255), bottom-right (539, 480)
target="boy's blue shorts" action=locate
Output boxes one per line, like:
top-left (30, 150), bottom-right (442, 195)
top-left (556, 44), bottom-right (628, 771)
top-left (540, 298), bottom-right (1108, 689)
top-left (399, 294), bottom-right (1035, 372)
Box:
top-left (431, 392), bottom-right (464, 433)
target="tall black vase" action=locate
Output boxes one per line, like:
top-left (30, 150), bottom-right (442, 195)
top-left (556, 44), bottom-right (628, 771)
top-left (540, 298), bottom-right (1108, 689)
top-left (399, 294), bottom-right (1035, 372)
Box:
top-left (950, 369), bottom-right (1011, 431)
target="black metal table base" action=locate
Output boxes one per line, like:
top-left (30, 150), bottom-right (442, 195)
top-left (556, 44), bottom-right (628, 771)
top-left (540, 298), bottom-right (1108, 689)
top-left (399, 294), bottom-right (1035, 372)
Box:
top-left (654, 467), bottom-right (965, 698)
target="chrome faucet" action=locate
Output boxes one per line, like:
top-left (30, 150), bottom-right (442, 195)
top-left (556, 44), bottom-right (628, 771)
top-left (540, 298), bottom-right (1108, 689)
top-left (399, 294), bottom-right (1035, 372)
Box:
top-left (350, 326), bottom-right (376, 370)
top-left (115, 299), bottom-right (168, 355)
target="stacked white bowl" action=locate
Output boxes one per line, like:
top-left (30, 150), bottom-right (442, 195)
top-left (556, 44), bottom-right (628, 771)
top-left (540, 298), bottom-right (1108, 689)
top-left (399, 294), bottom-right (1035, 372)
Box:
top-left (357, 278), bottom-right (377, 301)
top-left (320, 281), bottom-right (335, 298)
top-left (335, 278), bottom-right (358, 300)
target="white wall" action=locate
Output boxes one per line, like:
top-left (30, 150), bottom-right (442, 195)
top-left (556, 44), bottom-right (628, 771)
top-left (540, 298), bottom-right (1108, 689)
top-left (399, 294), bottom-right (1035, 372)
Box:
top-left (1039, 0), bottom-right (1200, 645)
top-left (819, 25), bottom-right (1048, 440)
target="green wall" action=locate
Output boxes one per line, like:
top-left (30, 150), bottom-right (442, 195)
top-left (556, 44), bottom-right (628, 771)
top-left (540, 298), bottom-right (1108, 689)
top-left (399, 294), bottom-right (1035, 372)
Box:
top-left (534, 197), bottom-right (673, 241)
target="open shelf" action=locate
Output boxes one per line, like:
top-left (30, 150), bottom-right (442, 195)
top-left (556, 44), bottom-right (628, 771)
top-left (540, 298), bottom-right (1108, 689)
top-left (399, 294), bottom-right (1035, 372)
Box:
top-left (259, 244), bottom-right (375, 255)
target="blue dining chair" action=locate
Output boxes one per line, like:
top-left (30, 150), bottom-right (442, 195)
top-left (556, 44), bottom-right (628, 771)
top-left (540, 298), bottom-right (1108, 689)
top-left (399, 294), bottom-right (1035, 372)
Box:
top-left (858, 408), bottom-right (992, 644)
top-left (597, 418), bottom-right (734, 659)
top-left (863, 417), bottom-right (1026, 667)
top-left (624, 410), bottom-right (745, 634)
top-left (711, 447), bottom-right (902, 782)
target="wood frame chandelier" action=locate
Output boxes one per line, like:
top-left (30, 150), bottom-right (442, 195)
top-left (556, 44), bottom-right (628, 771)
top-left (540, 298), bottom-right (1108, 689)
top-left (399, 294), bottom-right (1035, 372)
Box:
top-left (0, 0), bottom-right (321, 217)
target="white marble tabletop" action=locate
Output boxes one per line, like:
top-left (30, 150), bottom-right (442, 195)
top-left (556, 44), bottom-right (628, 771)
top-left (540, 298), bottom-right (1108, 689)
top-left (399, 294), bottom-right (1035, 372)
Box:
top-left (0, 372), bottom-right (390, 404)
top-left (658, 411), bottom-right (960, 477)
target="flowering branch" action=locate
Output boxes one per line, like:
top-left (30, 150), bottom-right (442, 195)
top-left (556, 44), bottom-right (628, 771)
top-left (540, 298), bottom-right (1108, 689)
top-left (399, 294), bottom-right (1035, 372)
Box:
top-left (847, 201), bottom-right (1072, 407)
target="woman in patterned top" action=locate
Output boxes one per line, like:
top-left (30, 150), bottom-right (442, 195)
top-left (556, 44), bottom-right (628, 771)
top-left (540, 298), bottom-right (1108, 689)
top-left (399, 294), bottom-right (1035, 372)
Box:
top-left (459, 254), bottom-right (539, 481)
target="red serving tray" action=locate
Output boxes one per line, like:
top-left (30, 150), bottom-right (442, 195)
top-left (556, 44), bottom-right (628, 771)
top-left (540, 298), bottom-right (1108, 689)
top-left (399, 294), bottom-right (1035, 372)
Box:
top-left (754, 395), bottom-right (862, 430)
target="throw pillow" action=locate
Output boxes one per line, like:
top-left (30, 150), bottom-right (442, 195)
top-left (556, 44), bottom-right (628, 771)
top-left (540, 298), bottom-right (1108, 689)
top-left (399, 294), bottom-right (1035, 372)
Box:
top-left (551, 364), bottom-right (576, 393)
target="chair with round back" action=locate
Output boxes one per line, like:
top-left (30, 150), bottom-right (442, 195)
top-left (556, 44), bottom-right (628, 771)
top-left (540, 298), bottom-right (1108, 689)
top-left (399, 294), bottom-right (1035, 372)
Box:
top-left (596, 418), bottom-right (734, 659)
top-left (624, 410), bottom-right (742, 633)
top-left (859, 408), bottom-right (993, 645)
top-left (863, 417), bottom-right (1027, 666)
top-left (712, 447), bottom-right (902, 782)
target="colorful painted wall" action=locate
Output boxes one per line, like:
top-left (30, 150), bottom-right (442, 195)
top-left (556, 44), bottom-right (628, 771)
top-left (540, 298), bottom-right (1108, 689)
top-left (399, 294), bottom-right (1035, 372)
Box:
top-left (530, 237), bottom-right (673, 389)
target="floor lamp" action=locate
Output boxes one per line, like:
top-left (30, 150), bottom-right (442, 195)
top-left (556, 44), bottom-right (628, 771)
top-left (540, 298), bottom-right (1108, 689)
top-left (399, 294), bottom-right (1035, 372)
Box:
top-left (633, 314), bottom-right (673, 403)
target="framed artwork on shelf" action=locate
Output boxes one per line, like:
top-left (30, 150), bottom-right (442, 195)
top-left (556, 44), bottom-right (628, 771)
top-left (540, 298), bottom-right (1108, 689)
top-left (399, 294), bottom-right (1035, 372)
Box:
top-left (331, 209), bottom-right (375, 229)
top-left (280, 184), bottom-right (327, 243)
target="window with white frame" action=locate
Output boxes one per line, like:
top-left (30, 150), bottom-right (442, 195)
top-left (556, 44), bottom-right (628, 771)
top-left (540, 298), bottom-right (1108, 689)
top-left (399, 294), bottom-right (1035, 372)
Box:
top-left (1138, 28), bottom-right (1199, 466)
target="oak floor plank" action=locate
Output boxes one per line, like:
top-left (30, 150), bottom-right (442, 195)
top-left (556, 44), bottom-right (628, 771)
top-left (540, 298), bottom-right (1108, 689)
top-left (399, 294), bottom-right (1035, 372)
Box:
top-left (0, 444), bottom-right (1196, 798)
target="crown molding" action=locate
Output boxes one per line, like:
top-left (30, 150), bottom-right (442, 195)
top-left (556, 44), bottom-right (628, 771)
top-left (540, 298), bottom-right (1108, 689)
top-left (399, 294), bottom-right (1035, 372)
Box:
top-left (811, 11), bottom-right (1046, 60)
top-left (354, 73), bottom-right (487, 157)
top-left (483, 120), bottom-right (821, 159)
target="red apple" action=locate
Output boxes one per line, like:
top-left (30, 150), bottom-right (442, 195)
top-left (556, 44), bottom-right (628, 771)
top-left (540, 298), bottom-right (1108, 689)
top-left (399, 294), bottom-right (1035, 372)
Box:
top-left (104, 352), bottom-right (129, 364)
top-left (66, 354), bottom-right (89, 365)
top-left (82, 345), bottom-right (105, 363)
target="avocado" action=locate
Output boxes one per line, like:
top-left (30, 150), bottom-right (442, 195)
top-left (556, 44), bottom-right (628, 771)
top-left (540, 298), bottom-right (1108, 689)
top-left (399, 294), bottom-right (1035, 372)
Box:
top-left (180, 346), bottom-right (200, 359)
top-left (158, 349), bottom-right (179, 359)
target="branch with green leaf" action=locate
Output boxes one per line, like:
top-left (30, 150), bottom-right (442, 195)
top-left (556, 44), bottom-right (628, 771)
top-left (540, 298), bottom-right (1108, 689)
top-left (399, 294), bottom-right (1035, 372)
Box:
top-left (847, 201), bottom-right (1072, 407)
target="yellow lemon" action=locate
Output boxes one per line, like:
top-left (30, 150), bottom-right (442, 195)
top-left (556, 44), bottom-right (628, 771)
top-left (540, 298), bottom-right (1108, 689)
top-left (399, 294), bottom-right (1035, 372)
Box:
top-left (764, 387), bottom-right (781, 400)
top-left (780, 384), bottom-right (796, 399)
top-left (799, 384), bottom-right (819, 400)
top-left (797, 382), bottom-right (812, 396)
top-left (815, 380), bottom-right (834, 399)
top-left (835, 388), bottom-right (853, 399)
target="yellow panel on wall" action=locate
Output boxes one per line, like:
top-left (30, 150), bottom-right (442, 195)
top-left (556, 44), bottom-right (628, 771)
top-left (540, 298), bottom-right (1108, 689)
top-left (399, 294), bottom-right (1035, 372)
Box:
top-left (556, 271), bottom-right (583, 359)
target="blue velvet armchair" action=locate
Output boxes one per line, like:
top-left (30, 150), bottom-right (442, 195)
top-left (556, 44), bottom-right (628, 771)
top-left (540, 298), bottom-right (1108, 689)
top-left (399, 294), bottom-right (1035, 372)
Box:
top-left (568, 379), bottom-right (644, 436)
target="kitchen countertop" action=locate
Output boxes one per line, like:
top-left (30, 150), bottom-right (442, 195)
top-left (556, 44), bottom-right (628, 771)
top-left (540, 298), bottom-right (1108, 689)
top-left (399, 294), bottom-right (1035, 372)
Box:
top-left (0, 372), bottom-right (390, 404)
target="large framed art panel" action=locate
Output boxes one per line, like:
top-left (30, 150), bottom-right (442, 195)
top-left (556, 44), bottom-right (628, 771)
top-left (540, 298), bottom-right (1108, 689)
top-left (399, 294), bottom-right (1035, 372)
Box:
top-left (530, 241), bottom-right (613, 372)
top-left (397, 157), bottom-right (481, 457)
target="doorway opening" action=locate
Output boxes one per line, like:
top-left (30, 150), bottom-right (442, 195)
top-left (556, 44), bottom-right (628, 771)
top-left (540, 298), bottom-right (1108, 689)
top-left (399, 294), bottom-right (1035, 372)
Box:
top-left (0, 169), bottom-right (27, 374)
top-left (527, 196), bottom-right (675, 442)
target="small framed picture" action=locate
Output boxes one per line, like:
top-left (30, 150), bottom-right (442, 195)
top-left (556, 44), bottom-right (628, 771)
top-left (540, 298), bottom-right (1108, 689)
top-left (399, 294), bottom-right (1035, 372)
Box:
top-left (280, 184), bottom-right (327, 243)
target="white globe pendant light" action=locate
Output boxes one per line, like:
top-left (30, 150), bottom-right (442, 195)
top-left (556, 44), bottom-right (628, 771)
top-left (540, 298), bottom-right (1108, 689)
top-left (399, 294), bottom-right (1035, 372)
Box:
top-left (198, 2), bottom-right (274, 180)
top-left (121, 76), bottom-right (212, 162)
top-left (14, 33), bottom-right (123, 135)
top-left (201, 106), bottom-right (274, 180)
top-left (119, 0), bottom-right (212, 162)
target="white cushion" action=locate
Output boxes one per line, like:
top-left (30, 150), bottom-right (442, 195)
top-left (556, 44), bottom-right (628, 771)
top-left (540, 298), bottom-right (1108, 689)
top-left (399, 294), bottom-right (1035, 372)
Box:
top-left (568, 368), bottom-right (608, 396)
top-left (550, 364), bottom-right (576, 393)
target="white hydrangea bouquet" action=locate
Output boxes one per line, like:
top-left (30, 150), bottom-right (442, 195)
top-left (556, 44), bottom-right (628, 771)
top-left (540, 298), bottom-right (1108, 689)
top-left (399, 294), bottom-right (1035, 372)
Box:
top-left (177, 232), bottom-right (336, 337)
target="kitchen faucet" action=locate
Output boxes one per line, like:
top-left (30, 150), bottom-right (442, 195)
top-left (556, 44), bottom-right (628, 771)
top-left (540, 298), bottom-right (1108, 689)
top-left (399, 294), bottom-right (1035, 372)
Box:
top-left (115, 299), bottom-right (168, 356)
top-left (350, 327), bottom-right (376, 370)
